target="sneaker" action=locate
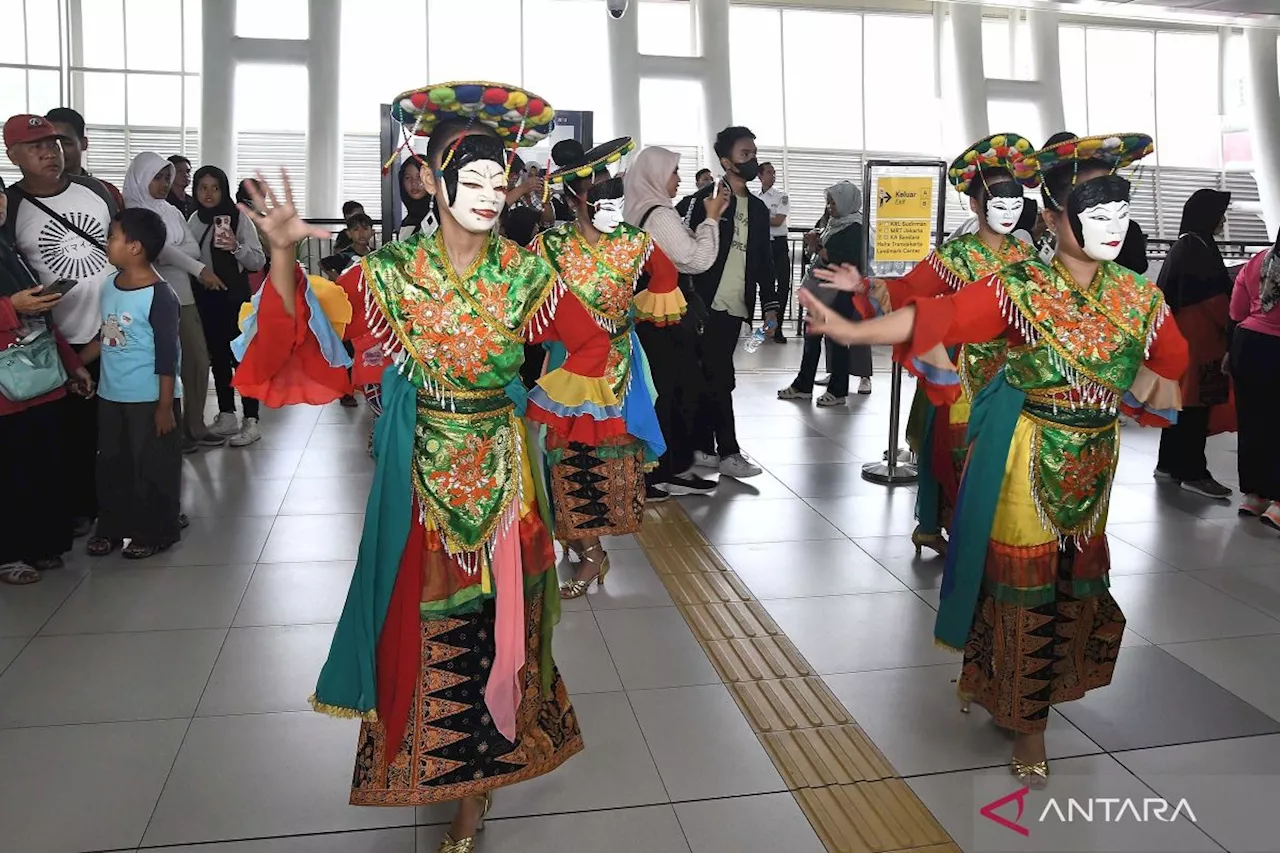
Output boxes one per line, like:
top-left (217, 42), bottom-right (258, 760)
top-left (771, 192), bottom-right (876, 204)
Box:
top-left (645, 484), bottom-right (670, 503)
top-left (778, 385), bottom-right (809, 400)
top-left (815, 374), bottom-right (831, 386)
top-left (1263, 502), bottom-right (1280, 531)
top-left (664, 473), bottom-right (717, 495)
top-left (719, 452), bottom-right (763, 479)
top-left (196, 432), bottom-right (227, 448)
top-left (1240, 494), bottom-right (1269, 517)
top-left (817, 392), bottom-right (846, 407)
top-left (857, 377), bottom-right (873, 395)
top-left (773, 332), bottom-right (787, 343)
top-left (1180, 477), bottom-right (1232, 500)
top-left (692, 450), bottom-right (719, 469)
top-left (229, 417), bottom-right (262, 447)
top-left (181, 437), bottom-right (199, 455)
top-left (340, 394), bottom-right (359, 408)
top-left (1152, 468), bottom-right (1175, 481)
top-left (210, 412), bottom-right (240, 437)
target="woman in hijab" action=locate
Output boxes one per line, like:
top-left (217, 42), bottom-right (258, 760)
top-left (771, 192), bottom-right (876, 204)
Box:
top-left (397, 157), bottom-right (434, 240)
top-left (0, 175), bottom-right (94, 584)
top-left (622, 145), bottom-right (725, 497)
top-left (123, 152), bottom-right (225, 452)
top-left (1156, 188), bottom-right (1233, 499)
top-left (1229, 228), bottom-right (1280, 526)
top-left (188, 166), bottom-right (267, 447)
top-left (779, 181), bottom-right (867, 405)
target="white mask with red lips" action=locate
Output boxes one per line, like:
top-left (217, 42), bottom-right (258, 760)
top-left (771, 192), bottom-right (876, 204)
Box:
top-left (447, 160), bottom-right (507, 233)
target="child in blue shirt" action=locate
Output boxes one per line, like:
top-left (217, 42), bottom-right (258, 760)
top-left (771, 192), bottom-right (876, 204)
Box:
top-left (83, 208), bottom-right (184, 559)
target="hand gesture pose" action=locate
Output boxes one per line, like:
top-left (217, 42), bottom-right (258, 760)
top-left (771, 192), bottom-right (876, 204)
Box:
top-left (703, 180), bottom-right (728, 222)
top-left (9, 286), bottom-right (61, 315)
top-left (812, 263), bottom-right (865, 293)
top-left (237, 171), bottom-right (329, 253)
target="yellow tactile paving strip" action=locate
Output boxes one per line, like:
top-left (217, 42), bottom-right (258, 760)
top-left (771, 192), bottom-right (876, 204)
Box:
top-left (633, 500), bottom-right (957, 853)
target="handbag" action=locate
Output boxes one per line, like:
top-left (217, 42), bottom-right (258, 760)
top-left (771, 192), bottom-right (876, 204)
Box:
top-left (0, 326), bottom-right (68, 402)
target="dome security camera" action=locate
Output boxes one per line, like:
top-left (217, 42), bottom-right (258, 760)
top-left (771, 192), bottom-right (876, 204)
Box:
top-left (606, 0), bottom-right (629, 19)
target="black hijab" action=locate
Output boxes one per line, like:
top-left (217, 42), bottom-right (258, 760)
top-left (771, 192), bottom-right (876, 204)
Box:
top-left (193, 165), bottom-right (239, 229)
top-left (399, 158), bottom-right (434, 233)
top-left (1157, 189), bottom-right (1232, 313)
top-left (0, 175), bottom-right (38, 297)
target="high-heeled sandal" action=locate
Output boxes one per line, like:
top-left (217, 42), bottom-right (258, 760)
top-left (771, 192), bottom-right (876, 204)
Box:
top-left (437, 792), bottom-right (491, 852)
top-left (1010, 757), bottom-right (1050, 789)
top-left (560, 543), bottom-right (610, 599)
top-left (911, 527), bottom-right (947, 558)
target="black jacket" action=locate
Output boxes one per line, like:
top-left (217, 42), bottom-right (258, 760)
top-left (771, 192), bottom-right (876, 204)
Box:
top-left (676, 182), bottom-right (778, 318)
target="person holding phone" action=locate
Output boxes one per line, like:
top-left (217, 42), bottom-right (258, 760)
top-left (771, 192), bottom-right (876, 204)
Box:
top-left (188, 165), bottom-right (267, 446)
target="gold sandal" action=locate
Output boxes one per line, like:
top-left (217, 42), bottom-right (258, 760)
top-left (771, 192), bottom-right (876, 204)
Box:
top-left (437, 792), bottom-right (491, 852)
top-left (560, 543), bottom-right (610, 599)
top-left (911, 527), bottom-right (947, 558)
top-left (1010, 757), bottom-right (1050, 789)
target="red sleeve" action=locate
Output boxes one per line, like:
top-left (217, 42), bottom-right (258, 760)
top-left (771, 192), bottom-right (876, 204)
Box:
top-left (853, 253), bottom-right (955, 319)
top-left (336, 264), bottom-right (390, 387)
top-left (232, 264), bottom-right (353, 407)
top-left (1120, 312), bottom-right (1188, 428)
top-left (644, 245), bottom-right (679, 295)
top-left (530, 291), bottom-right (610, 377)
top-left (632, 245), bottom-right (686, 326)
top-left (1144, 313), bottom-right (1189, 382)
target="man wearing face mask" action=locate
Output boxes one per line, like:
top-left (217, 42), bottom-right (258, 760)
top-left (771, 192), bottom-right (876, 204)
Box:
top-left (676, 126), bottom-right (778, 479)
top-left (801, 133), bottom-right (1189, 790)
top-left (534, 137), bottom-right (686, 596)
top-left (814, 133), bottom-right (1041, 558)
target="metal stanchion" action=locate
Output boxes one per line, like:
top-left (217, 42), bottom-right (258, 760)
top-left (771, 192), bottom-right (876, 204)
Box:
top-left (861, 362), bottom-right (918, 484)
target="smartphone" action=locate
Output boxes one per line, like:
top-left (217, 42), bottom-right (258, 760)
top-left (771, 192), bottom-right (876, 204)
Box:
top-left (41, 278), bottom-right (78, 298)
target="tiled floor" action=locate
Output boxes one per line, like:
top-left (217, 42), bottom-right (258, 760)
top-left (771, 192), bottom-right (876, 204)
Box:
top-left (2, 344), bottom-right (1278, 852)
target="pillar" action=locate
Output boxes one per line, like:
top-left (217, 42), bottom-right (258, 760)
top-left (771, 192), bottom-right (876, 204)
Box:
top-left (200, 0), bottom-right (236, 173)
top-left (947, 2), bottom-right (989, 146)
top-left (1027, 9), bottom-right (1065, 139)
top-left (307, 0), bottom-right (342, 217)
top-left (696, 0), bottom-right (733, 164)
top-left (1245, 27), bottom-right (1280, 237)
top-left (606, 6), bottom-right (641, 146)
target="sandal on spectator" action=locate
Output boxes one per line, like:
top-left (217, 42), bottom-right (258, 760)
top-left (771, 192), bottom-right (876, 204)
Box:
top-left (86, 537), bottom-right (122, 557)
top-left (0, 562), bottom-right (41, 585)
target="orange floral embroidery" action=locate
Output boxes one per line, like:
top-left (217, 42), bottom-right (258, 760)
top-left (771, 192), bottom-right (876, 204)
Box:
top-left (1060, 443), bottom-right (1112, 506)
top-left (404, 291), bottom-right (504, 383)
top-left (429, 433), bottom-right (497, 513)
top-left (1096, 269), bottom-right (1150, 338)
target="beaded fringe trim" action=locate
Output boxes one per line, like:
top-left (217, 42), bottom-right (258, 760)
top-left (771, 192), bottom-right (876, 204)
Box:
top-left (309, 693), bottom-right (379, 722)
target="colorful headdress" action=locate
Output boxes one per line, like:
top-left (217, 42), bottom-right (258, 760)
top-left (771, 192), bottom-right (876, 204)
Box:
top-left (546, 137), bottom-right (636, 185)
top-left (383, 81), bottom-right (555, 178)
top-left (948, 133), bottom-right (1039, 194)
top-left (1032, 133), bottom-right (1153, 176)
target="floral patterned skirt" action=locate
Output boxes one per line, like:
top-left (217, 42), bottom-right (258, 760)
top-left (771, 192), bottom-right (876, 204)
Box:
top-left (349, 595), bottom-right (583, 806)
top-left (547, 438), bottom-right (646, 540)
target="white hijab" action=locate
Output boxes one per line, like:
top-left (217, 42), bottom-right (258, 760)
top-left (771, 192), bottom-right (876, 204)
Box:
top-left (124, 151), bottom-right (186, 245)
top-left (623, 146), bottom-right (681, 227)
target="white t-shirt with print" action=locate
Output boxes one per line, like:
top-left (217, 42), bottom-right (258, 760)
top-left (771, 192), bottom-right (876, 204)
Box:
top-left (12, 181), bottom-right (116, 345)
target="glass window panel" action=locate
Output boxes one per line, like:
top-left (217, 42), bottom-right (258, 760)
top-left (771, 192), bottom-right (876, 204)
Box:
top-left (429, 0), bottom-right (521, 83)
top-left (983, 18), bottom-right (1010, 79)
top-left (1222, 33), bottom-right (1248, 131)
top-left (1014, 17), bottom-right (1033, 80)
top-left (0, 68), bottom-right (27, 118)
top-left (640, 78), bottom-right (703, 146)
top-left (729, 6), bottom-right (783, 147)
top-left (1059, 26), bottom-right (1088, 140)
top-left (864, 15), bottom-right (937, 154)
top-left (0, 0), bottom-right (25, 63)
top-left (27, 69), bottom-right (62, 114)
top-left (339, 0), bottom-right (426, 133)
top-left (78, 71), bottom-right (128, 125)
top-left (81, 0), bottom-right (126, 68)
top-left (1083, 28), bottom-right (1155, 151)
top-left (1155, 31), bottom-right (1219, 169)
top-left (184, 0), bottom-right (201, 72)
top-left (988, 99), bottom-right (1042, 155)
top-left (235, 0), bottom-right (308, 40)
top-left (523, 0), bottom-right (612, 140)
top-left (236, 64), bottom-right (306, 131)
top-left (638, 1), bottom-right (693, 57)
top-left (126, 0), bottom-right (184, 71)
top-left (184, 75), bottom-right (200, 130)
top-left (127, 73), bottom-right (182, 126)
top-left (782, 9), bottom-right (862, 150)
top-left (26, 0), bottom-right (62, 67)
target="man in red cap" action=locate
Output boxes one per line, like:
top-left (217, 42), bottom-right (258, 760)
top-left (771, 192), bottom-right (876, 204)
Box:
top-left (4, 113), bottom-right (120, 538)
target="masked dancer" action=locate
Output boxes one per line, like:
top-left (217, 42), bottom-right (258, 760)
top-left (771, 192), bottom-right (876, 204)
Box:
top-left (532, 137), bottom-right (683, 597)
top-left (803, 134), bottom-right (1187, 788)
top-left (232, 82), bottom-right (596, 853)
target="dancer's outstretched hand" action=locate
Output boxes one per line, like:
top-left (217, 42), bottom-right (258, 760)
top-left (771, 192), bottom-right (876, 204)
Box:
top-left (799, 290), bottom-right (858, 345)
top-left (813, 263), bottom-right (865, 293)
top-left (237, 170), bottom-right (329, 252)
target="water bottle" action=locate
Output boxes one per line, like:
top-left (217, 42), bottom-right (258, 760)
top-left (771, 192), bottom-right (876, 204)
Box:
top-left (743, 327), bottom-right (766, 354)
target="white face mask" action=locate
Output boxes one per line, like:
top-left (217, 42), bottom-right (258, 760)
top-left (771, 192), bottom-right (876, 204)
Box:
top-left (447, 160), bottom-right (507, 233)
top-left (1077, 200), bottom-right (1130, 262)
top-left (985, 195), bottom-right (1024, 235)
top-left (591, 197), bottom-right (624, 233)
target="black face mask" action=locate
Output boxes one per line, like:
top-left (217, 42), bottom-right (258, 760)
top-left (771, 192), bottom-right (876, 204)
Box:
top-left (732, 158), bottom-right (760, 182)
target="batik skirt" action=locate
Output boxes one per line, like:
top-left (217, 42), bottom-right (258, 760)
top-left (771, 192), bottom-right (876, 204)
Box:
top-left (546, 435), bottom-right (646, 540)
top-left (955, 416), bottom-right (1125, 733)
top-left (350, 593), bottom-right (583, 805)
